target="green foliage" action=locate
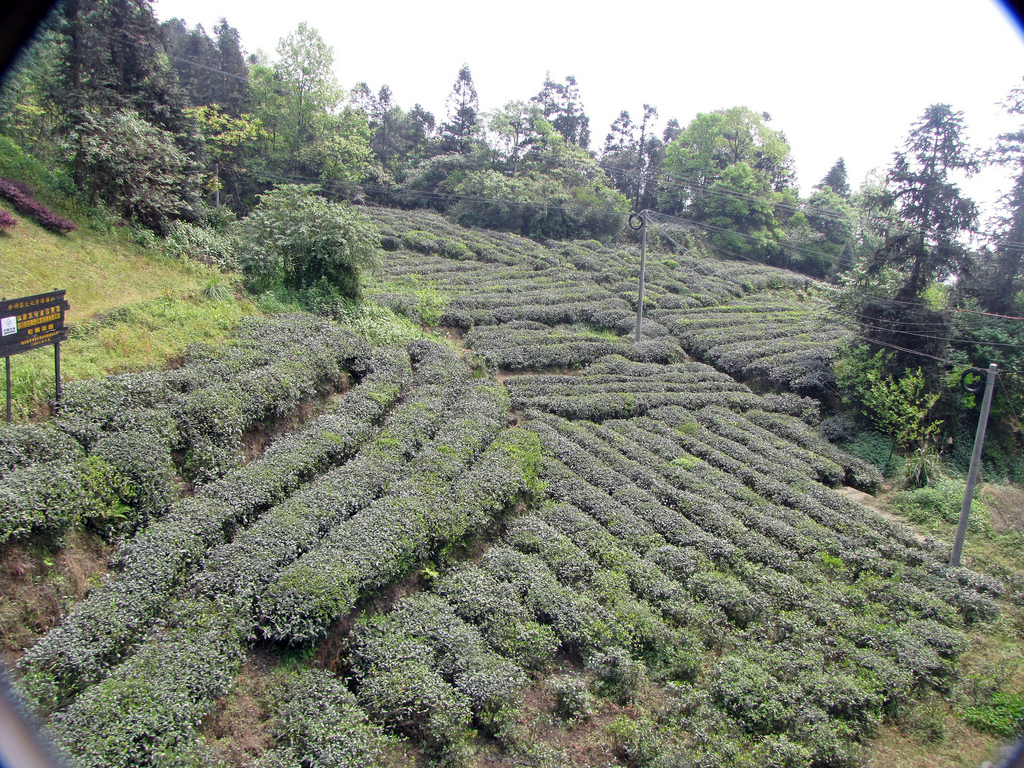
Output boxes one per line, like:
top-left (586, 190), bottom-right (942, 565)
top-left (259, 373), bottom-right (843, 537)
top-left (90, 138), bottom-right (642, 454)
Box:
top-left (891, 476), bottom-right (989, 533)
top-left (256, 669), bottom-right (392, 768)
top-left (547, 674), bottom-right (596, 722)
top-left (201, 279), bottom-right (233, 301)
top-left (898, 446), bottom-right (945, 489)
top-left (48, 600), bottom-right (244, 768)
top-left (165, 222), bottom-right (238, 270)
top-left (415, 281), bottom-right (449, 327)
top-left (0, 135), bottom-right (73, 202)
top-left (841, 430), bottom-right (895, 472)
top-left (335, 300), bottom-right (427, 346)
top-left (836, 346), bottom-right (942, 452)
top-left (0, 453), bottom-right (139, 544)
top-left (959, 691), bottom-right (1024, 737)
top-left (875, 104), bottom-right (979, 300)
top-left (235, 184), bottom-right (379, 299)
top-left (71, 109), bottom-right (194, 231)
top-left (452, 166), bottom-right (627, 240)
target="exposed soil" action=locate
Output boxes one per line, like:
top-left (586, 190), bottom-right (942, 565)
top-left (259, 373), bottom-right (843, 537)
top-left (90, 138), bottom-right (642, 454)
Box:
top-left (980, 483), bottom-right (1024, 536)
top-left (0, 530), bottom-right (113, 664)
top-left (240, 378), bottom-right (352, 465)
top-left (472, 667), bottom-right (629, 767)
top-left (840, 485), bottom-right (928, 544)
top-left (200, 650), bottom-right (281, 767)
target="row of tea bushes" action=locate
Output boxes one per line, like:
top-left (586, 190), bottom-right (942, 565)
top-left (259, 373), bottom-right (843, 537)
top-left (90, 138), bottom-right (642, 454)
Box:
top-left (507, 418), bottom-right (990, 763)
top-left (466, 323), bottom-right (682, 372)
top-left (370, 207), bottom-right (554, 268)
top-left (57, 314), bottom-right (371, 483)
top-left (1, 315), bottom-right (373, 546)
top-left (0, 423), bottom-right (177, 545)
top-left (47, 599), bottom-right (244, 768)
top-left (254, 380), bottom-right (543, 643)
top-left (25, 345), bottom-right (512, 767)
top-left (505, 356), bottom-right (764, 421)
top-left (653, 292), bottom-right (849, 395)
top-left (17, 347), bottom-right (412, 713)
top-left (352, 593), bottom-right (529, 762)
top-left (526, 409), bottom-right (996, 627)
top-left (739, 407), bottom-right (883, 490)
top-left (252, 669), bottom-right (393, 768)
top-left (58, 409), bottom-right (545, 767)
top-left (194, 342), bottom-right (477, 621)
top-left (368, 207), bottom-right (821, 339)
top-left (0, 423), bottom-right (83, 477)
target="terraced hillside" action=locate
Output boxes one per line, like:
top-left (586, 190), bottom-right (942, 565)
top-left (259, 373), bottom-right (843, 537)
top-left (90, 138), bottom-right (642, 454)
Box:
top-left (369, 208), bottom-right (849, 396)
top-left (2, 210), bottom-right (1020, 768)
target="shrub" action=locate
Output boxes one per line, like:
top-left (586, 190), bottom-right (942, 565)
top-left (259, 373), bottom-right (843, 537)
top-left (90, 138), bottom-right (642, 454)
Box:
top-left (90, 430), bottom-right (177, 534)
top-left (548, 674), bottom-right (596, 721)
top-left (0, 177), bottom-right (76, 233)
top-left (69, 109), bottom-right (189, 231)
top-left (17, 349), bottom-right (405, 709)
top-left (353, 632), bottom-right (474, 762)
top-left (0, 455), bottom-right (134, 544)
top-left (0, 208), bottom-right (15, 230)
top-left (434, 565), bottom-right (560, 670)
top-left (0, 423), bottom-right (83, 479)
top-left (235, 184), bottom-right (379, 300)
top-left (165, 221), bottom-right (237, 270)
top-left (48, 600), bottom-right (244, 768)
top-left (258, 669), bottom-right (392, 768)
top-left (588, 647), bottom-right (649, 705)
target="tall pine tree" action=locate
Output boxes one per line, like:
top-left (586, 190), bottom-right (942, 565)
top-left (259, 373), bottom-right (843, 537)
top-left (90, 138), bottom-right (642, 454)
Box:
top-left (439, 64), bottom-right (479, 155)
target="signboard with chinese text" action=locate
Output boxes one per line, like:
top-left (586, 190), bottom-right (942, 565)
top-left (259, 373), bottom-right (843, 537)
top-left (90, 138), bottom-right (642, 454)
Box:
top-left (0, 290), bottom-right (70, 358)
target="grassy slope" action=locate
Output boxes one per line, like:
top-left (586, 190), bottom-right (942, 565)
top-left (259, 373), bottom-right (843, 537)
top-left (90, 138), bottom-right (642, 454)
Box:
top-left (0, 204), bottom-right (209, 317)
top-left (0, 208), bottom-right (258, 418)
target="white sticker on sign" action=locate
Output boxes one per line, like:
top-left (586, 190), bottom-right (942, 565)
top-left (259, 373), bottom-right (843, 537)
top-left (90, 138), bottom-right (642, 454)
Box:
top-left (1, 317), bottom-right (16, 337)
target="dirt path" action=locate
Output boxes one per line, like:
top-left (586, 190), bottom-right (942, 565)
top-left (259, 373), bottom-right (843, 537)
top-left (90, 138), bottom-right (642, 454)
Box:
top-left (839, 486), bottom-right (928, 544)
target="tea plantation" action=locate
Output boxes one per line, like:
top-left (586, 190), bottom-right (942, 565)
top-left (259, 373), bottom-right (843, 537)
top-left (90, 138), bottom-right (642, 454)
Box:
top-left (2, 209), bottom-right (1021, 768)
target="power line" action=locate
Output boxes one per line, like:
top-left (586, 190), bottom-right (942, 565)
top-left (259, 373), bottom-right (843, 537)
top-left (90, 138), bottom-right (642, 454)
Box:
top-left (836, 317), bottom-right (1024, 350)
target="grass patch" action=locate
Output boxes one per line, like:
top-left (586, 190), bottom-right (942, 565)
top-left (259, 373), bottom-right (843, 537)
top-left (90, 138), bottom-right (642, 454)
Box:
top-left (0, 211), bottom-right (220, 320)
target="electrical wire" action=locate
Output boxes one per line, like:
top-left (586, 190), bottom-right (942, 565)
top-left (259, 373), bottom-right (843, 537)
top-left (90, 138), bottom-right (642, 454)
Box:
top-left (835, 317), bottom-right (1024, 350)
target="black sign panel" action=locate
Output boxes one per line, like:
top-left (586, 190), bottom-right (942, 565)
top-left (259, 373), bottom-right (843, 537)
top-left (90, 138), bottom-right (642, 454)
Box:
top-left (0, 290), bottom-right (70, 358)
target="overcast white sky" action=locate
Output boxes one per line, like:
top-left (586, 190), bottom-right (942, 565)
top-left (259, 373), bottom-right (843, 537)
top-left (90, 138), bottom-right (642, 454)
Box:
top-left (153, 0), bottom-right (1024, 219)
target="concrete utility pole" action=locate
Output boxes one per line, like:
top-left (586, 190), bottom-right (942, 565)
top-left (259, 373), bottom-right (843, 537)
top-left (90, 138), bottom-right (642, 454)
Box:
top-left (950, 363), bottom-right (998, 568)
top-left (630, 212), bottom-right (648, 343)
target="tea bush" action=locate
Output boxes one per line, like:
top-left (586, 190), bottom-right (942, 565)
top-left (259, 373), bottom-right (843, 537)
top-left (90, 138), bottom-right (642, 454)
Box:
top-left (48, 600), bottom-right (243, 768)
top-left (255, 669), bottom-right (392, 768)
top-left (17, 347), bottom-right (408, 709)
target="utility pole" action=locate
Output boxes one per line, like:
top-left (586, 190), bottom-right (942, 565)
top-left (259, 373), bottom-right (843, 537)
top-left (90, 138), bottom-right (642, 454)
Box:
top-left (950, 363), bottom-right (998, 568)
top-left (630, 212), bottom-right (648, 342)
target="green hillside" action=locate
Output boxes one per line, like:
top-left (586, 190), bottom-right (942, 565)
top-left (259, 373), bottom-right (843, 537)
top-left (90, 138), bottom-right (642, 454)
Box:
top-left (2, 209), bottom-right (1021, 768)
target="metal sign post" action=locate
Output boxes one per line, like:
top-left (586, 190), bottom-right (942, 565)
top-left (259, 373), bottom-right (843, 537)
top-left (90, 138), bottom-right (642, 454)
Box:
top-left (949, 363), bottom-right (998, 568)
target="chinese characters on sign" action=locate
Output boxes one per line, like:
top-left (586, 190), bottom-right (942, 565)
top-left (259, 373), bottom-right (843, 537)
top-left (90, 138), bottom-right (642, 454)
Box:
top-left (0, 290), bottom-right (70, 357)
